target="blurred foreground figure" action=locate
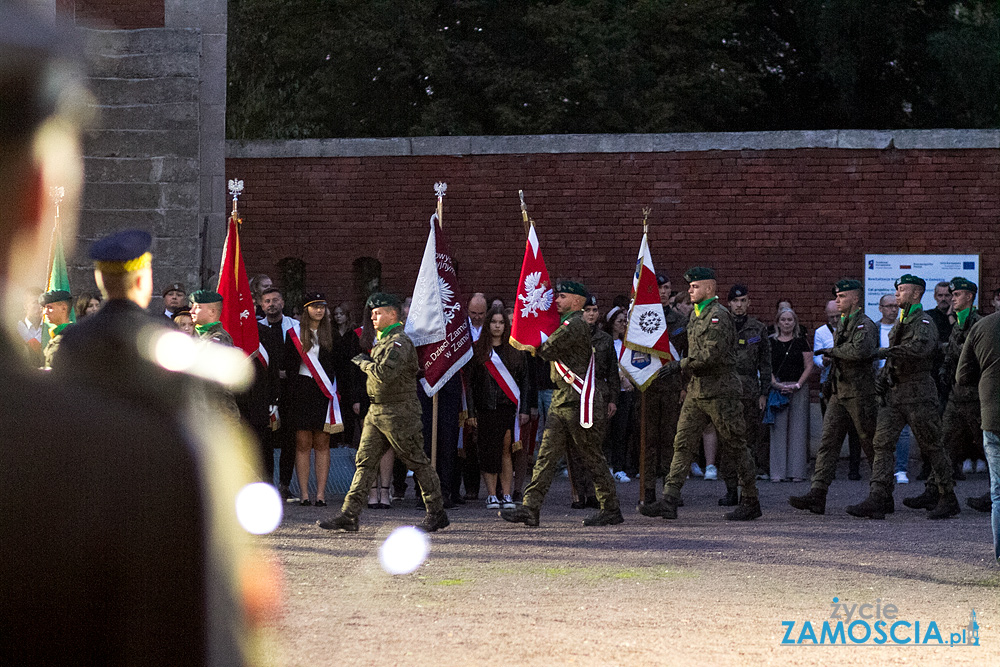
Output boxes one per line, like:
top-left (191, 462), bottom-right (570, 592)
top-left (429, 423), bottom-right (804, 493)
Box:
top-left (0, 7), bottom-right (275, 666)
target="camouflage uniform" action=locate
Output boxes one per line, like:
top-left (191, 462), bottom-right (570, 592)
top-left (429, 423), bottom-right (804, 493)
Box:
top-left (198, 321), bottom-right (234, 347)
top-left (809, 308), bottom-right (879, 491)
top-left (642, 305), bottom-right (688, 493)
top-left (663, 298), bottom-right (758, 501)
top-left (42, 323), bottom-right (71, 370)
top-left (568, 323), bottom-right (620, 500)
top-left (523, 311), bottom-right (619, 512)
top-left (342, 323), bottom-right (443, 517)
top-left (721, 315), bottom-right (770, 488)
top-left (939, 307), bottom-right (983, 471)
top-left (870, 306), bottom-right (952, 497)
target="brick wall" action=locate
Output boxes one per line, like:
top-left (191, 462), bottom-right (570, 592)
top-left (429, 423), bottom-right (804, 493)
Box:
top-left (59, 0), bottom-right (165, 29)
top-left (226, 137), bottom-right (999, 331)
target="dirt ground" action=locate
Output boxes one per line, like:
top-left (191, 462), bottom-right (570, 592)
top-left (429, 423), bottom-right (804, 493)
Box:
top-left (258, 467), bottom-right (999, 667)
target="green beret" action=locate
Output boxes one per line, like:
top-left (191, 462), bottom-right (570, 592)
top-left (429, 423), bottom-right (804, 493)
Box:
top-left (366, 292), bottom-right (401, 310)
top-left (555, 280), bottom-right (588, 298)
top-left (683, 267), bottom-right (716, 283)
top-left (40, 289), bottom-right (72, 305)
top-left (949, 276), bottom-right (977, 294)
top-left (189, 289), bottom-right (223, 304)
top-left (894, 274), bottom-right (926, 290)
top-left (834, 279), bottom-right (862, 294)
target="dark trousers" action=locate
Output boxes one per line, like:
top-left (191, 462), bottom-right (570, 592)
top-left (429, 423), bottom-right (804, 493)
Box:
top-left (276, 424), bottom-right (296, 488)
top-left (417, 374), bottom-right (462, 502)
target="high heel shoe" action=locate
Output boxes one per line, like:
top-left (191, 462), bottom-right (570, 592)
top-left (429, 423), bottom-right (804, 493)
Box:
top-left (368, 482), bottom-right (379, 509)
top-left (378, 482), bottom-right (391, 509)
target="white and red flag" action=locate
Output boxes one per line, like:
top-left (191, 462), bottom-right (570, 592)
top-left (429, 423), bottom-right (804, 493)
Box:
top-left (510, 222), bottom-right (559, 352)
top-left (217, 179), bottom-right (260, 359)
top-left (620, 226), bottom-right (676, 389)
top-left (405, 184), bottom-right (473, 396)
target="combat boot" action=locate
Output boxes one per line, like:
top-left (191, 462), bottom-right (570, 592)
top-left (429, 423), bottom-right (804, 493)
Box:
top-left (845, 493), bottom-right (887, 519)
top-left (638, 495), bottom-right (678, 519)
top-left (967, 493), bottom-right (993, 513)
top-left (718, 486), bottom-right (739, 506)
top-left (927, 491), bottom-right (960, 520)
top-left (882, 494), bottom-right (895, 514)
top-left (317, 512), bottom-right (359, 532)
top-left (582, 508), bottom-right (625, 526)
top-left (500, 505), bottom-right (540, 527)
top-left (725, 498), bottom-right (762, 521)
top-left (788, 487), bottom-right (827, 515)
top-left (902, 485), bottom-right (939, 510)
top-left (417, 510), bottom-right (450, 532)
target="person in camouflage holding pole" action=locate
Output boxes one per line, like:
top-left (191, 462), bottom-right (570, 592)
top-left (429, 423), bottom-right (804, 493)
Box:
top-left (640, 267), bottom-right (762, 521)
top-left (318, 292), bottom-right (449, 533)
top-left (789, 279), bottom-right (878, 515)
top-left (847, 274), bottom-right (959, 520)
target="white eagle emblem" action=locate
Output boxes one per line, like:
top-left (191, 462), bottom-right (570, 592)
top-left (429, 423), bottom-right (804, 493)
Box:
top-left (239, 309), bottom-right (251, 321)
top-left (438, 277), bottom-right (461, 324)
top-left (518, 271), bottom-right (553, 318)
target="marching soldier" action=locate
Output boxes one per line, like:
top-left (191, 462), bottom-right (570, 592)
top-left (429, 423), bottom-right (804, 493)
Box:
top-left (640, 267), bottom-right (761, 521)
top-left (847, 274), bottom-right (959, 519)
top-left (319, 292), bottom-right (450, 533)
top-left (501, 281), bottom-right (623, 527)
top-left (789, 279), bottom-right (878, 514)
top-left (190, 290), bottom-right (234, 346)
top-left (720, 283), bottom-right (771, 506)
top-left (39, 289), bottom-right (73, 369)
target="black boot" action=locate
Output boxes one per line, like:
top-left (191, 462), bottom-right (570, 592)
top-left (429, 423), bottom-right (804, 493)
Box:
top-left (317, 512), bottom-right (359, 532)
top-left (417, 509), bottom-right (450, 532)
top-left (718, 486), bottom-right (739, 506)
top-left (902, 485), bottom-right (940, 510)
top-left (788, 487), bottom-right (827, 515)
top-left (845, 493), bottom-right (887, 519)
top-left (967, 493), bottom-right (993, 513)
top-left (583, 508), bottom-right (625, 526)
top-left (927, 490), bottom-right (960, 520)
top-left (638, 495), bottom-right (678, 519)
top-left (725, 498), bottom-right (762, 521)
top-left (500, 505), bottom-right (540, 527)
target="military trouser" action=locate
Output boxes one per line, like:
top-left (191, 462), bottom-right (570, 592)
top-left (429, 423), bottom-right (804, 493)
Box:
top-left (811, 394), bottom-right (878, 491)
top-left (664, 394), bottom-right (758, 501)
top-left (342, 403), bottom-right (443, 517)
top-left (722, 394), bottom-right (764, 489)
top-left (941, 399), bottom-right (983, 468)
top-left (870, 398), bottom-right (951, 497)
top-left (524, 408), bottom-right (619, 512)
top-left (642, 384), bottom-right (682, 491)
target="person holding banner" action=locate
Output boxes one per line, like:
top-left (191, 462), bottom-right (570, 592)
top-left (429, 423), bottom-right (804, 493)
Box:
top-left (467, 307), bottom-right (532, 509)
top-left (501, 281), bottom-right (623, 528)
top-left (282, 291), bottom-right (347, 507)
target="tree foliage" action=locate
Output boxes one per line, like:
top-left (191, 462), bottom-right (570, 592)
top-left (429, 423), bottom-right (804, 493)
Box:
top-left (227, 0), bottom-right (1000, 139)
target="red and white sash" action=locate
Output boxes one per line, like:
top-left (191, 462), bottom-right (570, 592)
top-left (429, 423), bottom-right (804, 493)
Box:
top-left (552, 351), bottom-right (596, 428)
top-left (288, 324), bottom-right (344, 434)
top-left (256, 341), bottom-right (269, 367)
top-left (484, 349), bottom-right (522, 446)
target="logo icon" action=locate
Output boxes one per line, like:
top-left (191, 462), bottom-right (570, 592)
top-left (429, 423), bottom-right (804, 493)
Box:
top-left (518, 271), bottom-right (553, 318)
top-left (438, 277), bottom-right (461, 324)
top-left (638, 310), bottom-right (662, 335)
top-left (630, 351), bottom-right (651, 369)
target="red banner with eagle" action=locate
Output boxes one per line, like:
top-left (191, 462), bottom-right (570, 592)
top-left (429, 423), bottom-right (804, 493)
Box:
top-left (217, 179), bottom-right (260, 358)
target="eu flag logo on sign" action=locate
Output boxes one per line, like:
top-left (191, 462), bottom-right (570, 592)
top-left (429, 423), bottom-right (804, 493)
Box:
top-left (963, 262), bottom-right (975, 270)
top-left (631, 351), bottom-right (651, 369)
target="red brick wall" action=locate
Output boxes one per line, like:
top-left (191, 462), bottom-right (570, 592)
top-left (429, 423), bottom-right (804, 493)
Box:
top-left (226, 148), bottom-right (999, 331)
top-left (58, 0), bottom-right (165, 29)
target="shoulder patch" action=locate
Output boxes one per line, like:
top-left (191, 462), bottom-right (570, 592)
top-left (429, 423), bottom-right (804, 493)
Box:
top-left (747, 335), bottom-right (761, 344)
top-left (710, 318), bottom-right (719, 324)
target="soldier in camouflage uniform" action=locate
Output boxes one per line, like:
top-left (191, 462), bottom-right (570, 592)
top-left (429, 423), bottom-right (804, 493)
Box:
top-left (567, 294), bottom-right (620, 508)
top-left (847, 274), bottom-right (959, 519)
top-left (501, 281), bottom-right (623, 527)
top-left (640, 267), bottom-right (761, 521)
top-left (789, 279), bottom-right (878, 514)
top-left (719, 283), bottom-right (771, 506)
top-left (189, 290), bottom-right (234, 346)
top-left (319, 292), bottom-right (449, 533)
top-left (937, 278), bottom-right (989, 512)
top-left (39, 290), bottom-right (73, 370)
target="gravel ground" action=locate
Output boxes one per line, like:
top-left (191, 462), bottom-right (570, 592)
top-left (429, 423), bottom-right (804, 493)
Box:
top-left (259, 467), bottom-right (999, 667)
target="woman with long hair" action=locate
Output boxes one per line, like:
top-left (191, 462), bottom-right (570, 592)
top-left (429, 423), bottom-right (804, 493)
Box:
top-left (332, 301), bottom-right (363, 445)
top-left (768, 307), bottom-right (814, 482)
top-left (282, 292), bottom-right (348, 506)
top-left (74, 292), bottom-right (100, 320)
top-left (466, 306), bottom-right (531, 509)
top-left (602, 306), bottom-right (634, 481)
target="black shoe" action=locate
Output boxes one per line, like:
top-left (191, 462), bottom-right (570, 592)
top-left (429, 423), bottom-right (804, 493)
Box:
top-left (300, 499), bottom-right (313, 506)
top-left (916, 464), bottom-right (931, 481)
top-left (570, 499), bottom-right (587, 509)
top-left (315, 499), bottom-right (327, 507)
top-left (725, 499), bottom-right (762, 521)
top-left (846, 494), bottom-right (887, 519)
top-left (638, 496), bottom-right (678, 520)
top-left (500, 505), bottom-right (540, 527)
top-left (848, 471), bottom-right (862, 481)
top-left (584, 496), bottom-right (600, 509)
top-left (903, 485), bottom-right (940, 510)
top-left (927, 491), bottom-right (960, 519)
top-left (882, 494), bottom-right (895, 514)
top-left (317, 513), bottom-right (359, 532)
top-left (676, 496), bottom-right (685, 507)
top-left (451, 494), bottom-right (466, 505)
top-left (788, 487), bottom-right (827, 515)
top-left (718, 487), bottom-right (739, 507)
top-left (583, 508), bottom-right (625, 526)
top-left (643, 488), bottom-right (656, 505)
top-left (417, 510), bottom-right (450, 532)
top-left (442, 497), bottom-right (457, 510)
top-left (967, 493), bottom-right (992, 513)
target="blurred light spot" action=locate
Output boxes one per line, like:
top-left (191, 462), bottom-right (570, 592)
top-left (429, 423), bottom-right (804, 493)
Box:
top-left (154, 330), bottom-right (196, 371)
top-left (379, 526), bottom-right (430, 575)
top-left (236, 483), bottom-right (283, 535)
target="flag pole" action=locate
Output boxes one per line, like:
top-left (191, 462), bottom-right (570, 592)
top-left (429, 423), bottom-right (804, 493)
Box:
top-left (638, 208), bottom-right (651, 504)
top-left (518, 190), bottom-right (531, 236)
top-left (430, 182), bottom-right (447, 469)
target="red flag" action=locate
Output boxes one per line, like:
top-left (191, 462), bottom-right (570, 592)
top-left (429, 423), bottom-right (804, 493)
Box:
top-left (217, 211), bottom-right (260, 357)
top-left (510, 222), bottom-right (559, 352)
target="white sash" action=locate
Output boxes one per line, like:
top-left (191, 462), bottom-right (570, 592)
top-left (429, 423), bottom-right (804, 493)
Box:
top-left (288, 323), bottom-right (343, 434)
top-left (552, 351), bottom-right (596, 428)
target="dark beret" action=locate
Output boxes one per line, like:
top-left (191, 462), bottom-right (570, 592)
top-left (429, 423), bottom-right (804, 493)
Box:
top-left (89, 229), bottom-right (152, 262)
top-left (683, 267), bottom-right (716, 283)
top-left (834, 279), bottom-right (862, 294)
top-left (895, 274), bottom-right (926, 290)
top-left (40, 289), bottom-right (72, 305)
top-left (555, 280), bottom-right (589, 299)
top-left (949, 277), bottom-right (977, 294)
top-left (728, 284), bottom-right (749, 301)
top-left (366, 292), bottom-right (400, 310)
top-left (162, 282), bottom-right (186, 297)
top-left (189, 289), bottom-right (223, 304)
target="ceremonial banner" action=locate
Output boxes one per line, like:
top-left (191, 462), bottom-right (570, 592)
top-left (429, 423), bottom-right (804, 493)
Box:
top-left (406, 207), bottom-right (473, 396)
top-left (621, 228), bottom-right (675, 389)
top-left (217, 181), bottom-right (260, 358)
top-left (510, 223), bottom-right (559, 352)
